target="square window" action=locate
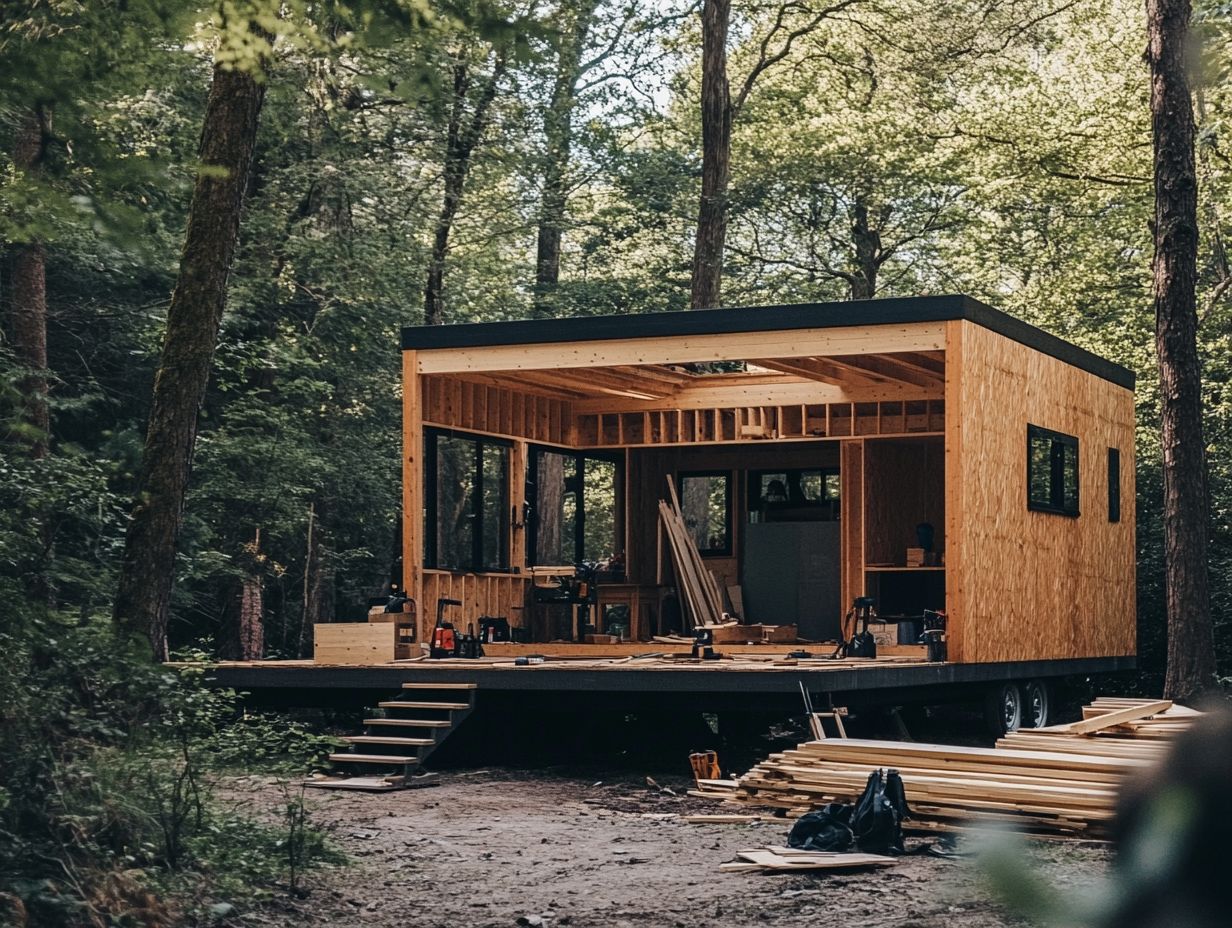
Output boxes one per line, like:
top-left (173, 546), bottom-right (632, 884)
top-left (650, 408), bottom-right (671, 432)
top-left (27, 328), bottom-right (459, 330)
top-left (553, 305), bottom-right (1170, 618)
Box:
top-left (1027, 425), bottom-right (1080, 517)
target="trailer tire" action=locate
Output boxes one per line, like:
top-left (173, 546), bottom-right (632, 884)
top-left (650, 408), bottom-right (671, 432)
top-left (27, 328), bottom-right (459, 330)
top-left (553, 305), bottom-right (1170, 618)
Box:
top-left (1022, 680), bottom-right (1051, 728)
top-left (983, 682), bottom-right (1024, 737)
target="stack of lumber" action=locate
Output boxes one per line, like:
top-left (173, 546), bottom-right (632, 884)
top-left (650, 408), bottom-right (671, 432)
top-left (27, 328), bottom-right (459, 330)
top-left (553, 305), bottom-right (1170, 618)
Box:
top-left (723, 698), bottom-right (1198, 839)
top-left (658, 477), bottom-right (726, 628)
top-left (721, 847), bottom-right (897, 874)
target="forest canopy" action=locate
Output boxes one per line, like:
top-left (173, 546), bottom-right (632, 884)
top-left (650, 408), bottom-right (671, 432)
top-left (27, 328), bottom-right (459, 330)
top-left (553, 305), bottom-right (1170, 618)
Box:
top-left (1, 0), bottom-right (1229, 672)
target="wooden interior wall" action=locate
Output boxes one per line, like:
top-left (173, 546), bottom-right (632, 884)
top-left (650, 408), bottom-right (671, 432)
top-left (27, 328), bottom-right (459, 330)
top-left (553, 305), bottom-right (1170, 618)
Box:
top-left (627, 443), bottom-right (842, 586)
top-left (422, 374), bottom-right (572, 446)
top-left (863, 437), bottom-right (945, 565)
top-left (421, 571), bottom-right (531, 631)
top-left (840, 441), bottom-right (864, 614)
top-left (944, 320), bottom-right (1136, 663)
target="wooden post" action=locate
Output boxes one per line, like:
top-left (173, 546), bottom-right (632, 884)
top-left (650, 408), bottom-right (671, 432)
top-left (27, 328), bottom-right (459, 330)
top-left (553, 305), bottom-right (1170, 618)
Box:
top-left (402, 350), bottom-right (424, 624)
top-left (943, 320), bottom-right (963, 663)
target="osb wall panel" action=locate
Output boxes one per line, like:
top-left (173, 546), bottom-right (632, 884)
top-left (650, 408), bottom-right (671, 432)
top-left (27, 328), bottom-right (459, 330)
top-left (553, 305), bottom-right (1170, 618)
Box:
top-left (422, 374), bottom-right (572, 446)
top-left (945, 321), bottom-right (1136, 664)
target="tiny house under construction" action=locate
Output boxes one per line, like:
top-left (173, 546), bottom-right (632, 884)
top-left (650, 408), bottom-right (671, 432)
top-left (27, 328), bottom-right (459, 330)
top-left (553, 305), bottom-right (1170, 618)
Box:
top-left (397, 294), bottom-right (1137, 669)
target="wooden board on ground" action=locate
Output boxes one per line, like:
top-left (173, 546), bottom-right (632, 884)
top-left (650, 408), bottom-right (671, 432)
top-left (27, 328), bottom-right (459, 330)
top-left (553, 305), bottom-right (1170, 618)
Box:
top-left (722, 847), bottom-right (897, 873)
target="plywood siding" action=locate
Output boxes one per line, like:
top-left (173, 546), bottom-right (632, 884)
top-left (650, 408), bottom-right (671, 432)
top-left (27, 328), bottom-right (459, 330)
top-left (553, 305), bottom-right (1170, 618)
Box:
top-left (945, 320), bottom-right (1135, 663)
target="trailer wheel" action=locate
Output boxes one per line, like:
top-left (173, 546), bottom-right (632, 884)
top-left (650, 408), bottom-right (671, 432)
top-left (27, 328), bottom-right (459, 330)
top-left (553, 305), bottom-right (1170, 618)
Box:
top-left (983, 682), bottom-right (1023, 737)
top-left (1022, 680), bottom-right (1051, 728)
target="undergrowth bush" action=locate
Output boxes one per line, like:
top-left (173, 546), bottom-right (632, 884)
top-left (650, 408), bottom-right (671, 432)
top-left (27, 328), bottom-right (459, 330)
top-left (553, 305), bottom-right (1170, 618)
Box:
top-left (0, 612), bottom-right (344, 927)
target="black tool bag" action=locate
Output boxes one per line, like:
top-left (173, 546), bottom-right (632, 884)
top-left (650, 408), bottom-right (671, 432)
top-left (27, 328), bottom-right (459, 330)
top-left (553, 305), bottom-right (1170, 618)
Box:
top-left (847, 630), bottom-right (877, 659)
top-left (849, 768), bottom-right (908, 854)
top-left (787, 803), bottom-right (854, 852)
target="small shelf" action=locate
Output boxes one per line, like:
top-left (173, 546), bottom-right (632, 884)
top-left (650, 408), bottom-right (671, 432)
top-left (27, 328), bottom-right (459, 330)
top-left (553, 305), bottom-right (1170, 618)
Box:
top-left (864, 565), bottom-right (946, 572)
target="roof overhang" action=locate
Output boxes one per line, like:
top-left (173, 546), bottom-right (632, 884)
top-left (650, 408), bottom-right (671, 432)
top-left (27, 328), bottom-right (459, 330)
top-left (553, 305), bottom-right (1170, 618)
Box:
top-left (401, 294), bottom-right (1136, 390)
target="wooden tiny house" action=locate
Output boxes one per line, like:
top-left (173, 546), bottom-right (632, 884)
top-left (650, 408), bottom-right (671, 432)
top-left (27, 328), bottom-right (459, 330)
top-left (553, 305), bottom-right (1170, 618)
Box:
top-left (398, 295), bottom-right (1136, 667)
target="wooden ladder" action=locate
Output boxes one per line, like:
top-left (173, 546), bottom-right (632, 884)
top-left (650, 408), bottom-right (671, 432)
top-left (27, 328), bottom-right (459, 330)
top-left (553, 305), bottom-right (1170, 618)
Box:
top-left (305, 682), bottom-right (478, 792)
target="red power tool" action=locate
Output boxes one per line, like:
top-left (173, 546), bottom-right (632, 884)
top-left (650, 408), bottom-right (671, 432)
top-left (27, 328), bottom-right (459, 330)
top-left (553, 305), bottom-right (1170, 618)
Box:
top-left (430, 598), bottom-right (461, 658)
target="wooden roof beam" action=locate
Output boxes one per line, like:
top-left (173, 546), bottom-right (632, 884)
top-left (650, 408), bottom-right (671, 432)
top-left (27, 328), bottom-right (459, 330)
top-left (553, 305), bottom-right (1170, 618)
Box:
top-left (415, 322), bottom-right (947, 373)
top-left (572, 379), bottom-right (939, 415)
top-left (516, 368), bottom-right (668, 401)
top-left (753, 358), bottom-right (881, 388)
top-left (824, 354), bottom-right (944, 389)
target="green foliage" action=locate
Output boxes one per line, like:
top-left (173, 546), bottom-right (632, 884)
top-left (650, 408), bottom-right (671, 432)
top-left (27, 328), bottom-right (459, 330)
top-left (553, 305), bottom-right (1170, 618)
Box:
top-left (0, 613), bottom-right (342, 925)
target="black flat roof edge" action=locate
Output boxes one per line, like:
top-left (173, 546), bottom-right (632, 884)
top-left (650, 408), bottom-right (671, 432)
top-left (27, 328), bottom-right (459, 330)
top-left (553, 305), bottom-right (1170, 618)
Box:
top-left (400, 294), bottom-right (1136, 390)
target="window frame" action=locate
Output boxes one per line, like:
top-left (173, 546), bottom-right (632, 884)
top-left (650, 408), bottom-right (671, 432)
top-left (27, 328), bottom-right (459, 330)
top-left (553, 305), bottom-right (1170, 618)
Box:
top-left (526, 447), bottom-right (625, 567)
top-left (676, 469), bottom-right (734, 557)
top-left (747, 467), bottom-right (841, 511)
top-left (1108, 447), bottom-right (1121, 523)
top-left (1026, 424), bottom-right (1080, 518)
top-left (423, 427), bottom-right (511, 571)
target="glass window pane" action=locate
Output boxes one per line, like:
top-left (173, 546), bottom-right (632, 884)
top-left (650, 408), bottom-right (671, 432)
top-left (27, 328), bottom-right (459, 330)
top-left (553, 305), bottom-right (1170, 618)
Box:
top-left (1061, 442), bottom-right (1079, 511)
top-left (480, 443), bottom-right (508, 570)
top-left (535, 451), bottom-right (576, 565)
top-left (680, 473), bottom-right (729, 554)
top-left (1028, 434), bottom-right (1051, 506)
top-left (582, 457), bottom-right (619, 562)
top-left (436, 435), bottom-right (476, 569)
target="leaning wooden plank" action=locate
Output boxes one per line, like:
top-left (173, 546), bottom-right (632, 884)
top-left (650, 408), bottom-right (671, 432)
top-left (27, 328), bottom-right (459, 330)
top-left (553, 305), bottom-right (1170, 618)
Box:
top-left (1036, 699), bottom-right (1172, 735)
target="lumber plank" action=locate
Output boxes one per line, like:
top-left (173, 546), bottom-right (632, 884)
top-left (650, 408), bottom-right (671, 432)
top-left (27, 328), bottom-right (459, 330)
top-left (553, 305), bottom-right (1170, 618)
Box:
top-left (1036, 699), bottom-right (1172, 735)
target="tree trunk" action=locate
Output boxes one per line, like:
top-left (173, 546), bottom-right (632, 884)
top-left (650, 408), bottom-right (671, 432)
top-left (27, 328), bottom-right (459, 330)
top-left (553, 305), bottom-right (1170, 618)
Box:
top-left (689, 0), bottom-right (732, 310)
top-left (9, 107), bottom-right (51, 459)
top-left (237, 575), bottom-right (264, 660)
top-left (1146, 0), bottom-right (1216, 702)
top-left (424, 54), bottom-right (505, 325)
top-left (850, 199), bottom-right (880, 299)
top-left (533, 0), bottom-right (599, 318)
top-left (112, 59), bottom-right (268, 660)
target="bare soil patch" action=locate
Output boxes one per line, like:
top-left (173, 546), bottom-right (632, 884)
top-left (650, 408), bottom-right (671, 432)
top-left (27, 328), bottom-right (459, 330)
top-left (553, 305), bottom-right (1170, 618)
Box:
top-left (226, 768), bottom-right (1108, 928)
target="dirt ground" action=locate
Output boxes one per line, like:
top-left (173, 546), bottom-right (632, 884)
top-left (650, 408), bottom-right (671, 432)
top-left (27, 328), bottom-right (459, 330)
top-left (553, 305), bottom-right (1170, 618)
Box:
top-left (226, 769), bottom-right (1110, 928)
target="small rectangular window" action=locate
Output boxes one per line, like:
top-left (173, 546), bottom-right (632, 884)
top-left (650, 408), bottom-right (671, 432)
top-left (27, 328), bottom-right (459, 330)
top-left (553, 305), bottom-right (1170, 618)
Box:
top-left (1108, 448), bottom-right (1121, 523)
top-left (1027, 425), bottom-right (1080, 517)
top-left (678, 471), bottom-right (732, 556)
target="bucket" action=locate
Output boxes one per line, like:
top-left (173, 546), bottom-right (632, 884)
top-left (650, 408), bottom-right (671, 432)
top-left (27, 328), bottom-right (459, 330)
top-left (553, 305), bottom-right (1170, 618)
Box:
top-left (896, 619), bottom-right (921, 645)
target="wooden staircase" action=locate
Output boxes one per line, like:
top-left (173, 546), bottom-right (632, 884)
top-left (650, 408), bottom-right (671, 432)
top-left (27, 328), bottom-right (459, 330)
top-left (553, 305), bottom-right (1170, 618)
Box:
top-left (305, 682), bottom-right (477, 792)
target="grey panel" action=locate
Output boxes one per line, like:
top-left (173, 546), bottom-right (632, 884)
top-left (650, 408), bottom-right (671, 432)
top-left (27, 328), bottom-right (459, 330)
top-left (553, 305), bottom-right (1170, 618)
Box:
top-left (743, 522), bottom-right (841, 640)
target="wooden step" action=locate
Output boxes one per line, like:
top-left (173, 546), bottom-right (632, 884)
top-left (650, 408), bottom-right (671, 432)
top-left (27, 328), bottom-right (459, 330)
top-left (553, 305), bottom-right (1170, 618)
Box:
top-left (364, 718), bottom-right (452, 728)
top-left (328, 753), bottom-right (421, 765)
top-left (304, 776), bottom-right (402, 792)
top-left (344, 736), bottom-right (435, 747)
top-left (402, 682), bottom-right (477, 690)
top-left (378, 700), bottom-right (471, 710)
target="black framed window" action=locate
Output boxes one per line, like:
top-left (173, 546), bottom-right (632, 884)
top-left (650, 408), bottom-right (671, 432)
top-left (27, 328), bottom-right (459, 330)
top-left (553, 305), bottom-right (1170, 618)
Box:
top-left (527, 448), bottom-right (623, 567)
top-left (424, 428), bottom-right (510, 570)
top-left (1027, 424), bottom-right (1079, 517)
top-left (1108, 447), bottom-right (1121, 523)
top-left (677, 471), bottom-right (732, 556)
top-left (748, 467), bottom-right (840, 522)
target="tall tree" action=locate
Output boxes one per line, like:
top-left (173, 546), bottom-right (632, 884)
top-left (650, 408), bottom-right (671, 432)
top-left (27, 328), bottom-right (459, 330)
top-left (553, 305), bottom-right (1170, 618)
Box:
top-left (689, 0), bottom-right (858, 309)
top-left (7, 107), bottom-right (51, 459)
top-left (113, 43), bottom-right (271, 660)
top-left (1146, 0), bottom-right (1216, 700)
top-left (532, 0), bottom-right (601, 317)
top-left (423, 44), bottom-right (508, 325)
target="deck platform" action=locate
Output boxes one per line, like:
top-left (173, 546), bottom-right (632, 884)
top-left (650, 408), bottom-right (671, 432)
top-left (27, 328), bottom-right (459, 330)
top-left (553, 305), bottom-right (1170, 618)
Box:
top-left (191, 652), bottom-right (1136, 710)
